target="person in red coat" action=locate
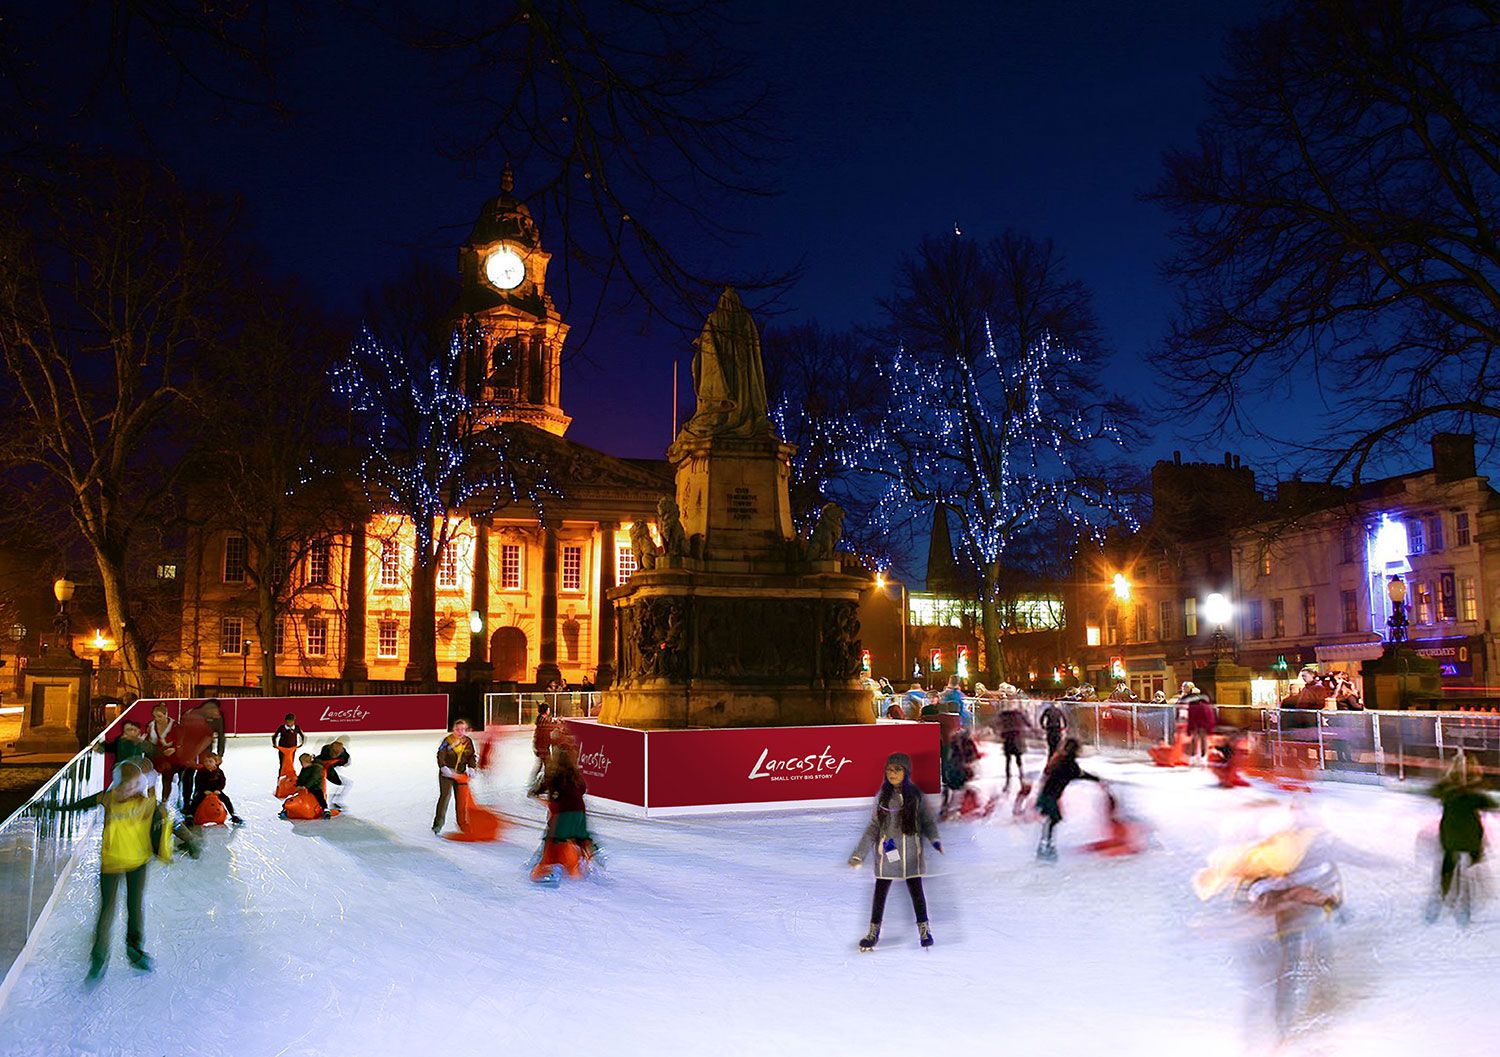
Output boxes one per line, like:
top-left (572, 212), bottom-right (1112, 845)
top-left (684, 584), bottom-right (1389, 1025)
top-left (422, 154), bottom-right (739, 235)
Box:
top-left (1184, 691), bottom-right (1216, 765)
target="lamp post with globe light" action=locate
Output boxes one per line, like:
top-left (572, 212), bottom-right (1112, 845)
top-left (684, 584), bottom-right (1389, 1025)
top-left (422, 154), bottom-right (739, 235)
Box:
top-left (1386, 575), bottom-right (1409, 646)
top-left (1204, 592), bottom-right (1233, 661)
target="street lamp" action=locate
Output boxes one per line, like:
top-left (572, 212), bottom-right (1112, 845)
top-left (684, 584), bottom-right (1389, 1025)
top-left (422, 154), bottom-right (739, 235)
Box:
top-left (242, 637), bottom-right (255, 686)
top-left (7, 623), bottom-right (24, 698)
top-left (1112, 573), bottom-right (1131, 602)
top-left (51, 576), bottom-right (76, 654)
top-left (1386, 575), bottom-right (1409, 645)
top-left (1204, 592), bottom-right (1233, 661)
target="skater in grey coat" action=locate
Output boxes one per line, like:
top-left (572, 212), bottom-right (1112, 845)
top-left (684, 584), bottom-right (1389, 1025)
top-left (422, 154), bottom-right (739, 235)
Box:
top-left (848, 752), bottom-right (942, 950)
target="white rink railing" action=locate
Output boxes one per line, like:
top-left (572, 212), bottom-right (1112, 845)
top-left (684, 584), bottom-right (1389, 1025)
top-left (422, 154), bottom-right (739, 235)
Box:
top-left (483, 691), bottom-right (602, 727)
top-left (0, 717), bottom-right (123, 993)
top-left (875, 696), bottom-right (1500, 781)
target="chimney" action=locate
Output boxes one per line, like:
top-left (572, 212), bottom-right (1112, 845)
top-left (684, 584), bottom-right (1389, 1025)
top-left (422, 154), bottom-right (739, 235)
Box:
top-left (1432, 433), bottom-right (1476, 482)
top-left (1224, 452), bottom-right (1232, 468)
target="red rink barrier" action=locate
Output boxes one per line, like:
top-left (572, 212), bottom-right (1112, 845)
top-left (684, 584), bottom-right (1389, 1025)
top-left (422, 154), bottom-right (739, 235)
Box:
top-left (129, 694), bottom-right (448, 736)
top-left (562, 718), bottom-right (941, 815)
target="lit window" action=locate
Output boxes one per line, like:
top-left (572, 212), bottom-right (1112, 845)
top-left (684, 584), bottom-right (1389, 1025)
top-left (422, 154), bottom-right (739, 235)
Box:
top-left (306, 538), bottom-right (331, 586)
top-left (1461, 576), bottom-right (1477, 621)
top-left (220, 617), bottom-right (243, 656)
top-left (1414, 583), bottom-right (1432, 624)
top-left (377, 620), bottom-right (399, 659)
top-left (223, 535), bottom-right (247, 584)
top-left (306, 617), bottom-right (328, 657)
top-left (1261, 552), bottom-right (1271, 576)
top-left (1085, 624), bottom-right (1101, 647)
top-left (1302, 594), bottom-right (1317, 636)
top-left (156, 563), bottom-right (178, 580)
top-left (1456, 512), bottom-right (1471, 547)
top-left (562, 545), bottom-right (583, 592)
top-left (438, 542), bottom-right (459, 588)
top-left (501, 544), bottom-right (522, 589)
top-left (1184, 598), bottom-right (1198, 638)
top-left (616, 545), bottom-right (638, 586)
top-left (379, 538), bottom-right (401, 587)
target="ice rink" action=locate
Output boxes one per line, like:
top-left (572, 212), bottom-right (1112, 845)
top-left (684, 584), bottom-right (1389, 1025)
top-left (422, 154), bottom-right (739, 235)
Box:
top-left (1, 729), bottom-right (1496, 1057)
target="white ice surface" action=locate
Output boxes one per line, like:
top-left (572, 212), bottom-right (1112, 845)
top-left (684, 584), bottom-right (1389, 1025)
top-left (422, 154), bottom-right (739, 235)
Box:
top-left (1, 732), bottom-right (1496, 1057)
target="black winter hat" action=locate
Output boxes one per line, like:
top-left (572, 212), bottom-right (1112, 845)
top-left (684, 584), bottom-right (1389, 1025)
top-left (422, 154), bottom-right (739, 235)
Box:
top-left (885, 752), bottom-right (913, 773)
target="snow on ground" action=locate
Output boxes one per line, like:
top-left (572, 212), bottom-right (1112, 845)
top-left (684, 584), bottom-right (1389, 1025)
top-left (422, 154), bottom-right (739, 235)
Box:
top-left (1, 731), bottom-right (1495, 1057)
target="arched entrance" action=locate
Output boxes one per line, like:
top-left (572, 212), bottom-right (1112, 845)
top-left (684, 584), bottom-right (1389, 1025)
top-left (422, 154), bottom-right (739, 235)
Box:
top-left (489, 627), bottom-right (528, 682)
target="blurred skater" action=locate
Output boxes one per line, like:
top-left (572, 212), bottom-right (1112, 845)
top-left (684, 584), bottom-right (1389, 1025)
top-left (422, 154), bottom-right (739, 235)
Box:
top-left (994, 698), bottom-right (1034, 789)
top-left (433, 719), bottom-right (479, 835)
top-left (940, 725), bottom-right (981, 819)
top-left (1038, 700), bottom-right (1069, 758)
top-left (317, 739), bottom-right (352, 810)
top-left (55, 759), bottom-right (178, 979)
top-left (531, 703), bottom-right (558, 784)
top-left (1426, 755), bottom-right (1495, 925)
top-left (847, 752), bottom-right (942, 950)
top-left (529, 739), bottom-right (597, 881)
top-left (1035, 737), bottom-right (1099, 862)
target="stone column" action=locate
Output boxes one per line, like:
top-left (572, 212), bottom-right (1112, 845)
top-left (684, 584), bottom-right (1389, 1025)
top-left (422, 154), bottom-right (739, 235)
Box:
top-left (342, 523), bottom-right (369, 682)
top-left (595, 521), bottom-right (617, 688)
top-left (457, 519), bottom-right (491, 682)
top-left (535, 527), bottom-right (562, 687)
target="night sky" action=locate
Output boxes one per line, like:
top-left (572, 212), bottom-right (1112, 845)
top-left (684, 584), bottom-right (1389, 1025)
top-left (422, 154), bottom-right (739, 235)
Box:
top-left (68, 1), bottom-right (1275, 464)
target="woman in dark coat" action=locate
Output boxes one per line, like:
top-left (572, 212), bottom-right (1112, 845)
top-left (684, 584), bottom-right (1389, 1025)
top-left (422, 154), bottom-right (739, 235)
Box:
top-left (848, 752), bottom-right (942, 950)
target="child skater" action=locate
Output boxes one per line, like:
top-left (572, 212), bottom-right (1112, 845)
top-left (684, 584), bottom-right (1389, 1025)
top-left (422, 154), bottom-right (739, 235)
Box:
top-left (1426, 754), bottom-right (1495, 925)
top-left (187, 753), bottom-right (245, 826)
top-left (317, 739), bottom-right (352, 811)
top-left (847, 752), bottom-right (942, 950)
top-left (1036, 737), bottom-right (1100, 862)
top-left (529, 739), bottom-right (598, 881)
top-left (271, 713), bottom-right (304, 783)
top-left (433, 720), bottom-right (479, 835)
top-left (54, 759), bottom-right (174, 979)
top-left (279, 752), bottom-right (332, 819)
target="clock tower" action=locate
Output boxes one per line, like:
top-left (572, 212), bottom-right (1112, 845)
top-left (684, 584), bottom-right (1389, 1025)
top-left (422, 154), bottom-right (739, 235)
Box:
top-left (458, 165), bottom-right (572, 436)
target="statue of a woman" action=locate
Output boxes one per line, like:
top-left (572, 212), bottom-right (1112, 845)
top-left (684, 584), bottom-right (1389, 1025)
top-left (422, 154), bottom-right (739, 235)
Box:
top-left (679, 288), bottom-right (775, 440)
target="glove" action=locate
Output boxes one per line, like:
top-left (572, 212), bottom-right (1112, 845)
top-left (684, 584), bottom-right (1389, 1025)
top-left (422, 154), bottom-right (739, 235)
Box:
top-left (932, 841), bottom-right (944, 854)
top-left (847, 856), bottom-right (862, 868)
top-left (440, 766), bottom-right (455, 778)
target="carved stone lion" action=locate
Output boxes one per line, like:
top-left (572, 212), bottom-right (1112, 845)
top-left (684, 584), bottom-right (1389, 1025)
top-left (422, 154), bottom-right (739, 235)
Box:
top-left (657, 496), bottom-right (686, 558)
top-left (806, 502), bottom-right (845, 560)
top-left (630, 519), bottom-right (658, 572)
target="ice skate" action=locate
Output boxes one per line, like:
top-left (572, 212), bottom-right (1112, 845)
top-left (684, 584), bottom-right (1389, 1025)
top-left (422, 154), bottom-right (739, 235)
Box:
top-left (86, 952), bottom-right (107, 983)
top-left (127, 946), bottom-right (154, 972)
top-left (857, 924), bottom-right (879, 952)
top-left (918, 922), bottom-right (934, 948)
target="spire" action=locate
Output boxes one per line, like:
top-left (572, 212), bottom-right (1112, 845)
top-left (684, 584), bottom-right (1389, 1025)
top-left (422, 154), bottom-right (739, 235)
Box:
top-left (924, 505), bottom-right (959, 593)
top-left (500, 162), bottom-right (514, 195)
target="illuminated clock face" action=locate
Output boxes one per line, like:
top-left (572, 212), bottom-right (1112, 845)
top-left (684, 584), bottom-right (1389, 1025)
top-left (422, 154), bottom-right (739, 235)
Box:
top-left (484, 247), bottom-right (526, 290)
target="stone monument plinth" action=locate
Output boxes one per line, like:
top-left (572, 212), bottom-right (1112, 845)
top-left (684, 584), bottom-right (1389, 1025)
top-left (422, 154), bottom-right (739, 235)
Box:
top-left (599, 289), bottom-right (872, 729)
